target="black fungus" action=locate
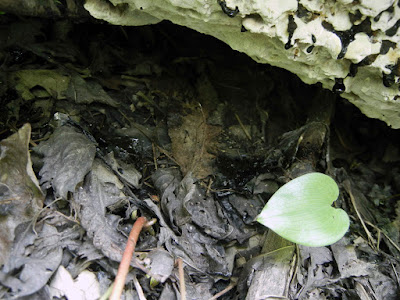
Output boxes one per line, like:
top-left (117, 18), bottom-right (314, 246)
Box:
top-left (285, 15), bottom-right (297, 49)
top-left (306, 45), bottom-right (314, 53)
top-left (323, 18), bottom-right (372, 59)
top-left (348, 54), bottom-right (378, 77)
top-left (218, 0), bottom-right (239, 18)
top-left (349, 10), bottom-right (363, 24)
top-left (380, 40), bottom-right (397, 55)
top-left (296, 4), bottom-right (312, 21)
top-left (383, 72), bottom-right (395, 87)
top-left (386, 19), bottom-right (400, 36)
top-left (333, 78), bottom-right (345, 94)
top-left (374, 4), bottom-right (395, 22)
top-left (381, 60), bottom-right (400, 87)
top-left (393, 62), bottom-right (400, 77)
top-left (349, 63), bottom-right (358, 77)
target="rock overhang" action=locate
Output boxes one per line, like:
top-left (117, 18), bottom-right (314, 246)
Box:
top-left (84, 0), bottom-right (400, 128)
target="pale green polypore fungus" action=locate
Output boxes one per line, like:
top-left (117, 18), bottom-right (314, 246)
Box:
top-left (256, 172), bottom-right (350, 247)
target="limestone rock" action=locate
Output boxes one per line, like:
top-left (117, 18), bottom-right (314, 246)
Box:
top-left (84, 0), bottom-right (400, 128)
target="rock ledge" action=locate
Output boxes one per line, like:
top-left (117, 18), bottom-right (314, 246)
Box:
top-left (84, 0), bottom-right (400, 128)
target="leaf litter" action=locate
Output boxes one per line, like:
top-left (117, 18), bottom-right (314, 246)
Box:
top-left (0, 16), bottom-right (399, 299)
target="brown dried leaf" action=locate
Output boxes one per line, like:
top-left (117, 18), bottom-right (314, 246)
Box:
top-left (168, 104), bottom-right (221, 178)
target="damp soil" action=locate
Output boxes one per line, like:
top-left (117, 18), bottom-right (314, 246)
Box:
top-left (0, 15), bottom-right (400, 300)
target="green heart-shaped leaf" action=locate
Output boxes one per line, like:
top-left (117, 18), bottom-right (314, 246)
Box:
top-left (256, 172), bottom-right (349, 247)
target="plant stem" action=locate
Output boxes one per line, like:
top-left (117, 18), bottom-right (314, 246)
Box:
top-left (109, 216), bottom-right (148, 300)
top-left (177, 258), bottom-right (186, 300)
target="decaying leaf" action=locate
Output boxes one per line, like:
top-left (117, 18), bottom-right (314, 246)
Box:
top-left (74, 159), bottom-right (130, 262)
top-left (65, 74), bottom-right (119, 107)
top-left (295, 245), bottom-right (335, 298)
top-left (143, 248), bottom-right (174, 283)
top-left (152, 168), bottom-right (245, 276)
top-left (243, 246), bottom-right (295, 300)
top-left (331, 238), bottom-right (398, 300)
top-left (0, 124), bottom-right (44, 266)
top-left (168, 104), bottom-right (221, 178)
top-left (0, 223), bottom-right (63, 298)
top-left (104, 151), bottom-right (142, 189)
top-left (35, 125), bottom-right (96, 199)
top-left (12, 69), bottom-right (70, 100)
top-left (182, 276), bottom-right (214, 300)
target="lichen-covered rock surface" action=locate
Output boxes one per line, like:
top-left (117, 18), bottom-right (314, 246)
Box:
top-left (84, 0), bottom-right (400, 128)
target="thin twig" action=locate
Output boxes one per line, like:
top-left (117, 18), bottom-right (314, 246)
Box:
top-left (156, 144), bottom-right (180, 165)
top-left (208, 281), bottom-right (237, 300)
top-left (235, 113), bottom-right (252, 141)
top-left (364, 219), bottom-right (400, 254)
top-left (346, 183), bottom-right (376, 249)
top-left (133, 274), bottom-right (147, 300)
top-left (205, 177), bottom-right (213, 196)
top-left (391, 261), bottom-right (400, 288)
top-left (32, 197), bottom-right (70, 235)
top-left (177, 258), bottom-right (186, 300)
top-left (109, 216), bottom-right (148, 300)
top-left (152, 143), bottom-right (158, 170)
top-left (258, 295), bottom-right (289, 299)
top-left (286, 250), bottom-right (298, 298)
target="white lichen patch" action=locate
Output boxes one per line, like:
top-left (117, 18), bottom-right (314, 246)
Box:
top-left (242, 15), bottom-right (284, 37)
top-left (292, 18), bottom-right (342, 59)
top-left (84, 0), bottom-right (400, 128)
top-left (371, 4), bottom-right (400, 44)
top-left (345, 33), bottom-right (381, 63)
top-left (251, 0), bottom-right (297, 21)
top-left (358, 0), bottom-right (395, 16)
top-left (299, 0), bottom-right (324, 13)
top-left (373, 48), bottom-right (400, 74)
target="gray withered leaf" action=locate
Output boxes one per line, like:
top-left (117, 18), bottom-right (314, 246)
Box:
top-left (35, 125), bottom-right (96, 199)
top-left (104, 151), bottom-right (142, 189)
top-left (73, 159), bottom-right (128, 262)
top-left (151, 168), bottom-right (233, 276)
top-left (0, 222), bottom-right (63, 298)
top-left (0, 123), bottom-right (44, 266)
top-left (66, 74), bottom-right (118, 107)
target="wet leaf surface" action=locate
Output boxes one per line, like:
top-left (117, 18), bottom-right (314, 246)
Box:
top-left (35, 125), bottom-right (96, 199)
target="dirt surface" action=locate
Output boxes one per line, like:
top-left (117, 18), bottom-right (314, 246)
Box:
top-left (1, 15), bottom-right (400, 300)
